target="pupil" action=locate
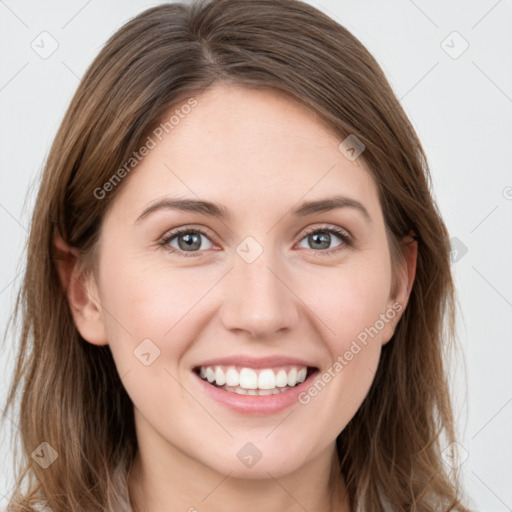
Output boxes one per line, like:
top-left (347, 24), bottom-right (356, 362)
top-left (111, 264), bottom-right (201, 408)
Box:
top-left (179, 233), bottom-right (201, 251)
top-left (311, 232), bottom-right (330, 250)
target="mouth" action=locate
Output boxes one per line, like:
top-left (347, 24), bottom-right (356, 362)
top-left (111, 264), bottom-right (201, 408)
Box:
top-left (193, 364), bottom-right (319, 396)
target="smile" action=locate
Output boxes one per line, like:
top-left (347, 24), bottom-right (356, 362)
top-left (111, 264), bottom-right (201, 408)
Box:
top-left (192, 356), bottom-right (320, 415)
top-left (195, 365), bottom-right (311, 395)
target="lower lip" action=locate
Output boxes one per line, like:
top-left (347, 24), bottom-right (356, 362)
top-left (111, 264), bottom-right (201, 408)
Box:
top-left (193, 370), bottom-right (318, 416)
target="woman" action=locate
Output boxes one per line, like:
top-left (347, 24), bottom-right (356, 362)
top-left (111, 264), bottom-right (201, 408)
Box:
top-left (2, 0), bottom-right (469, 510)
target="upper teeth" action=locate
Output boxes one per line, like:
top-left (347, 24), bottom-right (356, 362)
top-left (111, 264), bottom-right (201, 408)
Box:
top-left (198, 366), bottom-right (308, 390)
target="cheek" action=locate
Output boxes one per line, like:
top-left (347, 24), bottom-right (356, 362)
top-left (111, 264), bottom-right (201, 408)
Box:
top-left (95, 256), bottom-right (211, 435)
top-left (294, 259), bottom-right (391, 420)
top-left (303, 256), bottom-right (392, 349)
top-left (98, 250), bottom-right (217, 352)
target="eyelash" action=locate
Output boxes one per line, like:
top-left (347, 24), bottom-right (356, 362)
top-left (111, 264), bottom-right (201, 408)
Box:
top-left (158, 225), bottom-right (353, 258)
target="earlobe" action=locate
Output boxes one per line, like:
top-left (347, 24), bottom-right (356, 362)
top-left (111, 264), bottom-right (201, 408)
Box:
top-left (382, 233), bottom-right (418, 345)
top-left (53, 229), bottom-right (109, 346)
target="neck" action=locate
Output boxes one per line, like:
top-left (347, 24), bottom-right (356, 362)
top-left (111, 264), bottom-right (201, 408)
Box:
top-left (127, 436), bottom-right (350, 512)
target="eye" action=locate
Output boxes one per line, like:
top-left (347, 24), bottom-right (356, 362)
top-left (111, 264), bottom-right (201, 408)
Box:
top-left (159, 227), bottom-right (215, 257)
top-left (159, 224), bottom-right (353, 258)
top-left (296, 225), bottom-right (353, 255)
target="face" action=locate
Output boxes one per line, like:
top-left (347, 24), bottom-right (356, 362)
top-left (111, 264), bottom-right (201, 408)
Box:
top-left (75, 83), bottom-right (411, 479)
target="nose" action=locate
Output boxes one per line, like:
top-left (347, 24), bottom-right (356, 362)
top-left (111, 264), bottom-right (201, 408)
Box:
top-left (219, 245), bottom-right (300, 339)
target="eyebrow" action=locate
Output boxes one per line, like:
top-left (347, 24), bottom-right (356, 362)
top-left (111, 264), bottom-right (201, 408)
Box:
top-left (135, 194), bottom-right (371, 224)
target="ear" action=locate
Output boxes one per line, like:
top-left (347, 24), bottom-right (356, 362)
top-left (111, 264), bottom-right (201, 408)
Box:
top-left (381, 232), bottom-right (418, 345)
top-left (53, 228), bottom-right (109, 346)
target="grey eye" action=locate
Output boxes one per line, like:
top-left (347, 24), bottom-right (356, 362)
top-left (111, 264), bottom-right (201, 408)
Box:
top-left (168, 231), bottom-right (214, 252)
top-left (297, 230), bottom-right (343, 251)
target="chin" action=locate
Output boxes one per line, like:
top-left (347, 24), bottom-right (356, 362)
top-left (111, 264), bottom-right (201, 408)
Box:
top-left (196, 438), bottom-right (311, 479)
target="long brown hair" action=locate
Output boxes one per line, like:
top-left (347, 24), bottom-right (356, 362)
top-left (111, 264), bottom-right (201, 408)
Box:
top-left (2, 0), bottom-right (469, 510)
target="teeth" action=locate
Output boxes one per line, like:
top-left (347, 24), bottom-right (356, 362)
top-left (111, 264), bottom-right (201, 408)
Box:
top-left (206, 367), bottom-right (215, 383)
top-left (287, 368), bottom-right (297, 386)
top-left (217, 384), bottom-right (296, 396)
top-left (257, 369), bottom-right (275, 390)
top-left (239, 368), bottom-right (258, 389)
top-left (197, 365), bottom-right (310, 391)
top-left (215, 366), bottom-right (226, 386)
top-left (275, 369), bottom-right (288, 387)
top-left (225, 368), bottom-right (239, 387)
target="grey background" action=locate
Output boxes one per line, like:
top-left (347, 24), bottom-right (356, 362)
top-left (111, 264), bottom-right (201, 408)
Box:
top-left (1, 0), bottom-right (511, 510)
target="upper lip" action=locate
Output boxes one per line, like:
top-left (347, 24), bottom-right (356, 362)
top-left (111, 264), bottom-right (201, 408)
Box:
top-left (194, 355), bottom-right (318, 370)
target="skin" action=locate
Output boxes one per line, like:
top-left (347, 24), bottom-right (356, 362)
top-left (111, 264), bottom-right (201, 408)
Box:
top-left (60, 82), bottom-right (417, 512)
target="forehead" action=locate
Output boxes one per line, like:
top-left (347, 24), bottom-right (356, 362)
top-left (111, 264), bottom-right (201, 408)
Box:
top-left (106, 83), bottom-right (382, 225)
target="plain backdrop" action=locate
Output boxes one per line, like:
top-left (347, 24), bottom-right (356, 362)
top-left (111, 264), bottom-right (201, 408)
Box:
top-left (1, 1), bottom-right (511, 510)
